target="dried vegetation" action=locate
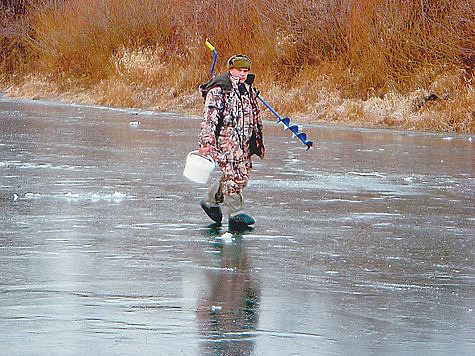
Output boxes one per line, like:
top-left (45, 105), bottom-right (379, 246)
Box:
top-left (1, 0), bottom-right (474, 132)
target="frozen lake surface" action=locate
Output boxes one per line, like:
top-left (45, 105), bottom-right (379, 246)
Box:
top-left (0, 95), bottom-right (474, 355)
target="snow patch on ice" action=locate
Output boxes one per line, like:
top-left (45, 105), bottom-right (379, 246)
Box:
top-left (215, 232), bottom-right (234, 243)
top-left (347, 171), bottom-right (386, 178)
top-left (1, 161), bottom-right (91, 171)
top-left (24, 191), bottom-right (128, 201)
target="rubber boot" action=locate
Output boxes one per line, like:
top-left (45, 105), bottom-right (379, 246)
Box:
top-left (200, 200), bottom-right (222, 224)
top-left (223, 193), bottom-right (255, 230)
top-left (228, 213), bottom-right (255, 231)
top-left (200, 180), bottom-right (223, 224)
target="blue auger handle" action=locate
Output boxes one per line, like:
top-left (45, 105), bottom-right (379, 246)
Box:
top-left (210, 50), bottom-right (217, 77)
top-left (256, 94), bottom-right (285, 122)
top-left (256, 93), bottom-right (313, 149)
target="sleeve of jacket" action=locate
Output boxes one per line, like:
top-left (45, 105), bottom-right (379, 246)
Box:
top-left (198, 87), bottom-right (224, 153)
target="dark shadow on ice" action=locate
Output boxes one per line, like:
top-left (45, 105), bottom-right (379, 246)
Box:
top-left (200, 223), bottom-right (223, 238)
top-left (206, 222), bottom-right (223, 229)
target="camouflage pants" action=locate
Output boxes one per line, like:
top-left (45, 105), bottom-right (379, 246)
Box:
top-left (218, 155), bottom-right (252, 195)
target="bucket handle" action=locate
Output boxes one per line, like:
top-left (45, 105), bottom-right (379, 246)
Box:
top-left (187, 150), bottom-right (215, 166)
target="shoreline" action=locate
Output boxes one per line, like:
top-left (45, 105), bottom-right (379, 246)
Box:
top-left (2, 91), bottom-right (473, 140)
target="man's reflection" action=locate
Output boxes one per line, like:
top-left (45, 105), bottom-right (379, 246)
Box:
top-left (197, 238), bottom-right (260, 355)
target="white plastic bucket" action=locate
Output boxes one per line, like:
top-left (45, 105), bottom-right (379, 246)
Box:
top-left (183, 150), bottom-right (216, 184)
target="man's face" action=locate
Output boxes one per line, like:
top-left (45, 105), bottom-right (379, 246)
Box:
top-left (229, 67), bottom-right (249, 83)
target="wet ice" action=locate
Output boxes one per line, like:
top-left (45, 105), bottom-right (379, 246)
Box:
top-left (0, 94), bottom-right (474, 355)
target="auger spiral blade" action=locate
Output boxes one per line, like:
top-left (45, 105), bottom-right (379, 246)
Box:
top-left (296, 132), bottom-right (313, 149)
top-left (278, 117), bottom-right (291, 126)
top-left (278, 115), bottom-right (313, 148)
top-left (259, 96), bottom-right (312, 148)
top-left (287, 125), bottom-right (300, 136)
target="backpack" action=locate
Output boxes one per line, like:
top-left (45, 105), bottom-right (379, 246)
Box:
top-left (199, 73), bottom-right (255, 99)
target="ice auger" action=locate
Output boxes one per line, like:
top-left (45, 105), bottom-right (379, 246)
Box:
top-left (204, 40), bottom-right (313, 150)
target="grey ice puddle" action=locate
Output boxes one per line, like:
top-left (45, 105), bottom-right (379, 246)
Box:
top-left (251, 173), bottom-right (424, 196)
top-left (243, 234), bottom-right (294, 240)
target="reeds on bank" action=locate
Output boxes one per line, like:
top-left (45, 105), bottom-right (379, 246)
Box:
top-left (1, 0), bottom-right (474, 132)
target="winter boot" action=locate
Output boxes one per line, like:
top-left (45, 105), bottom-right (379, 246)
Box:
top-left (200, 199), bottom-right (223, 224)
top-left (228, 213), bottom-right (255, 231)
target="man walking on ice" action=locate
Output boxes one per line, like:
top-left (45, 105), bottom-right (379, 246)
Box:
top-left (198, 54), bottom-right (265, 230)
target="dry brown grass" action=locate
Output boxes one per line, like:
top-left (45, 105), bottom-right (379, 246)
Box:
top-left (1, 0), bottom-right (474, 132)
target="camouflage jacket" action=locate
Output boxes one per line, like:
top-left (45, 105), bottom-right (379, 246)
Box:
top-left (198, 72), bottom-right (265, 165)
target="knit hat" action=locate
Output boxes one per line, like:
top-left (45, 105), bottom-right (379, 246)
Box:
top-left (227, 54), bottom-right (251, 70)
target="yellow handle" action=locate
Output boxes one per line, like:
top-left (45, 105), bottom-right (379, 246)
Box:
top-left (205, 40), bottom-right (215, 51)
